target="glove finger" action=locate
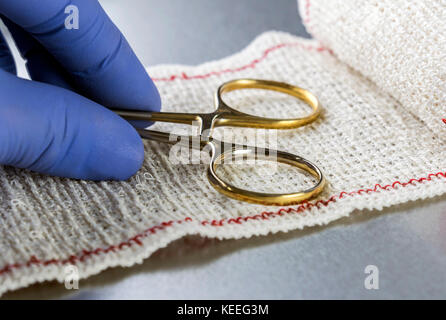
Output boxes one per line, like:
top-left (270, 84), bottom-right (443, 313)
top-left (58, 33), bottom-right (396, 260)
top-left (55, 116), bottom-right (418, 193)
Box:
top-left (0, 0), bottom-right (161, 112)
top-left (0, 69), bottom-right (144, 181)
top-left (0, 28), bottom-right (16, 74)
top-left (2, 17), bottom-right (153, 129)
top-left (1, 16), bottom-right (73, 90)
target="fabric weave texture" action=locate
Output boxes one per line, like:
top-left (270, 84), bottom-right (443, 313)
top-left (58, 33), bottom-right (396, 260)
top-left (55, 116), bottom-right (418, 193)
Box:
top-left (0, 0), bottom-right (445, 295)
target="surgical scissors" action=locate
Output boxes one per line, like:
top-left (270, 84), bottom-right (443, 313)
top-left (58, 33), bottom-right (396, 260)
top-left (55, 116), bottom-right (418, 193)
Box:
top-left (114, 78), bottom-right (325, 206)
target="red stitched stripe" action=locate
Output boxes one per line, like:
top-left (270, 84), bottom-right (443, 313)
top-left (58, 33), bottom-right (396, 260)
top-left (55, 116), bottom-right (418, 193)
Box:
top-left (0, 171), bottom-right (445, 276)
top-left (151, 41), bottom-right (329, 82)
top-left (442, 119), bottom-right (446, 125)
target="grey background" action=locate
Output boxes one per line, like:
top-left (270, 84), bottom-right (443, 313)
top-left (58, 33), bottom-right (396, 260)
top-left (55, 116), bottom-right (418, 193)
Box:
top-left (3, 0), bottom-right (446, 299)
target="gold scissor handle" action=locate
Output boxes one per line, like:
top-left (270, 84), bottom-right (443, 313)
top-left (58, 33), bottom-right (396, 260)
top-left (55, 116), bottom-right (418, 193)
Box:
top-left (213, 78), bottom-right (321, 130)
top-left (114, 79), bottom-right (321, 131)
top-left (206, 140), bottom-right (326, 206)
top-left (114, 78), bottom-right (326, 206)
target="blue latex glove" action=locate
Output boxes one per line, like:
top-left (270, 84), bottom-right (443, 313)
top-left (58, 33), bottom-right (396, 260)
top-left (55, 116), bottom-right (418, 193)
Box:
top-left (0, 0), bottom-right (161, 180)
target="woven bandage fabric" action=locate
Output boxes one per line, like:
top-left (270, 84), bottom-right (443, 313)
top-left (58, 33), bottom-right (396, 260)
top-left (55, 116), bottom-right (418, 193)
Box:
top-left (299, 0), bottom-right (446, 140)
top-left (1, 3), bottom-right (445, 295)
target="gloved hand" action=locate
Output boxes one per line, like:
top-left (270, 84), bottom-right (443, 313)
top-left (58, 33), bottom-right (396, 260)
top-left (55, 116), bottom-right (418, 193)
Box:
top-left (0, 0), bottom-right (161, 180)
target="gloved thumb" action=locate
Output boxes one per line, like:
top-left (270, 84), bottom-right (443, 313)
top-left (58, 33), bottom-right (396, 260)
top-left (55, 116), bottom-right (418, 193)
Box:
top-left (0, 69), bottom-right (144, 180)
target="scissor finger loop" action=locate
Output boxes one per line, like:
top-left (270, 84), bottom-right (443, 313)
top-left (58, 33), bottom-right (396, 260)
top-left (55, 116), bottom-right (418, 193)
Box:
top-left (206, 139), bottom-right (325, 206)
top-left (114, 78), bottom-right (326, 206)
top-left (213, 78), bottom-right (321, 130)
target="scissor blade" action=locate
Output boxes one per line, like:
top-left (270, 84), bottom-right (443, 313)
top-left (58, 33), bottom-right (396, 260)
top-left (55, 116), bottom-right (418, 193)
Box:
top-left (113, 109), bottom-right (154, 121)
top-left (136, 129), bottom-right (208, 150)
top-left (114, 109), bottom-right (200, 125)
